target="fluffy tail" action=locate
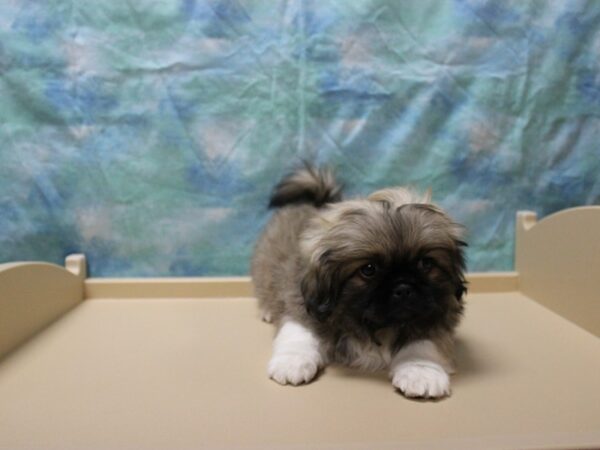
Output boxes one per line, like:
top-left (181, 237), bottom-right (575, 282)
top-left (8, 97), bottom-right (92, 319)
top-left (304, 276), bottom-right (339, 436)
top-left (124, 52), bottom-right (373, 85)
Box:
top-left (269, 164), bottom-right (343, 208)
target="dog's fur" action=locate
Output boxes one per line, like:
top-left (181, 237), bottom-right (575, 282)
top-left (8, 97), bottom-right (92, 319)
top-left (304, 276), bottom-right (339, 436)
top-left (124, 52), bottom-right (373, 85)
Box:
top-left (251, 165), bottom-right (466, 398)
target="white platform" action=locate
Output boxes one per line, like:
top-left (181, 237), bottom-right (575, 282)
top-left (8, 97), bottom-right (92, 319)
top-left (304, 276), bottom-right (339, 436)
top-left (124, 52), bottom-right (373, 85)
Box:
top-left (1, 208), bottom-right (599, 450)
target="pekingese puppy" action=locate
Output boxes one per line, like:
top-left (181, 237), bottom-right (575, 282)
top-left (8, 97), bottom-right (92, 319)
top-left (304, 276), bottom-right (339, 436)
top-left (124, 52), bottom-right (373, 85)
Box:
top-left (251, 165), bottom-right (466, 399)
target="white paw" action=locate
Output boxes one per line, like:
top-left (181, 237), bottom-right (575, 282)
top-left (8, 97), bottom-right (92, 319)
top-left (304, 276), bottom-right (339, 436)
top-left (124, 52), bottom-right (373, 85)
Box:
top-left (392, 361), bottom-right (450, 399)
top-left (268, 353), bottom-right (320, 386)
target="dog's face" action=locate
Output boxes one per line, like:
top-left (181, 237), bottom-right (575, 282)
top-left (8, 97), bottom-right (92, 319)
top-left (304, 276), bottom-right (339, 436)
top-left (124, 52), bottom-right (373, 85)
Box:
top-left (300, 188), bottom-right (466, 340)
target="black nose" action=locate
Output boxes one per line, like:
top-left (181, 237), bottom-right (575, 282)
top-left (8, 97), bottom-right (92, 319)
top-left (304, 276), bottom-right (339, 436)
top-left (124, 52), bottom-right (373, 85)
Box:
top-left (393, 283), bottom-right (415, 300)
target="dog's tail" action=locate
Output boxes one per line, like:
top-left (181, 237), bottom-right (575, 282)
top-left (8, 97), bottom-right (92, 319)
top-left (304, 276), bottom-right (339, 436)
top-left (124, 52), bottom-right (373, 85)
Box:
top-left (269, 164), bottom-right (342, 208)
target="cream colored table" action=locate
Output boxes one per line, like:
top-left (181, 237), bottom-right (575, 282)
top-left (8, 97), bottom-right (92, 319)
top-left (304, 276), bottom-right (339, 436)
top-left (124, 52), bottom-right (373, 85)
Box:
top-left (1, 208), bottom-right (599, 450)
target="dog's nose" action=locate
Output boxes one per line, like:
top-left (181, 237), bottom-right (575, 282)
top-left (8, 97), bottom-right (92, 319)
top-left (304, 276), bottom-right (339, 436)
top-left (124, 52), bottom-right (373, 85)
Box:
top-left (393, 283), bottom-right (415, 300)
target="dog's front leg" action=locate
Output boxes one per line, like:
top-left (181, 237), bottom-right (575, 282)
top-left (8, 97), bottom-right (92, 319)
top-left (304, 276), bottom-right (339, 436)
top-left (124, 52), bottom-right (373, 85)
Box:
top-left (268, 319), bottom-right (325, 386)
top-left (390, 339), bottom-right (453, 399)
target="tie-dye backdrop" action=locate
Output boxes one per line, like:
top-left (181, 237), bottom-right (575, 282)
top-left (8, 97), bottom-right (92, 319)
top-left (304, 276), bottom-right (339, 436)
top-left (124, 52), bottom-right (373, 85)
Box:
top-left (1, 1), bottom-right (599, 276)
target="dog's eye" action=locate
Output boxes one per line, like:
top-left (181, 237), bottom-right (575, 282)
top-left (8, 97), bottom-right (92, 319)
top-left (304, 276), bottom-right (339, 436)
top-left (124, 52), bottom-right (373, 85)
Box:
top-left (359, 263), bottom-right (377, 278)
top-left (418, 257), bottom-right (434, 272)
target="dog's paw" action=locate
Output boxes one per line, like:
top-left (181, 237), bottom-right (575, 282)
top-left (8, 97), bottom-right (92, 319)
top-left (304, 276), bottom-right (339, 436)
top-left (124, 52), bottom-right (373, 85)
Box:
top-left (268, 353), bottom-right (320, 386)
top-left (392, 361), bottom-right (450, 399)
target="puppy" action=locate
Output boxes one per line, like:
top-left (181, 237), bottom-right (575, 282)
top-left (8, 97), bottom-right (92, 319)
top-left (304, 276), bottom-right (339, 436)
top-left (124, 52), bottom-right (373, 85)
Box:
top-left (251, 165), bottom-right (466, 399)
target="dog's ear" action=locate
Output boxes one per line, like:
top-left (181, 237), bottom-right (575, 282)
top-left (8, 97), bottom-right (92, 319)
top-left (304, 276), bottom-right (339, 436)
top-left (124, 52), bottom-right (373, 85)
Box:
top-left (300, 255), bottom-right (340, 322)
top-left (454, 277), bottom-right (467, 301)
top-left (452, 239), bottom-right (468, 301)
